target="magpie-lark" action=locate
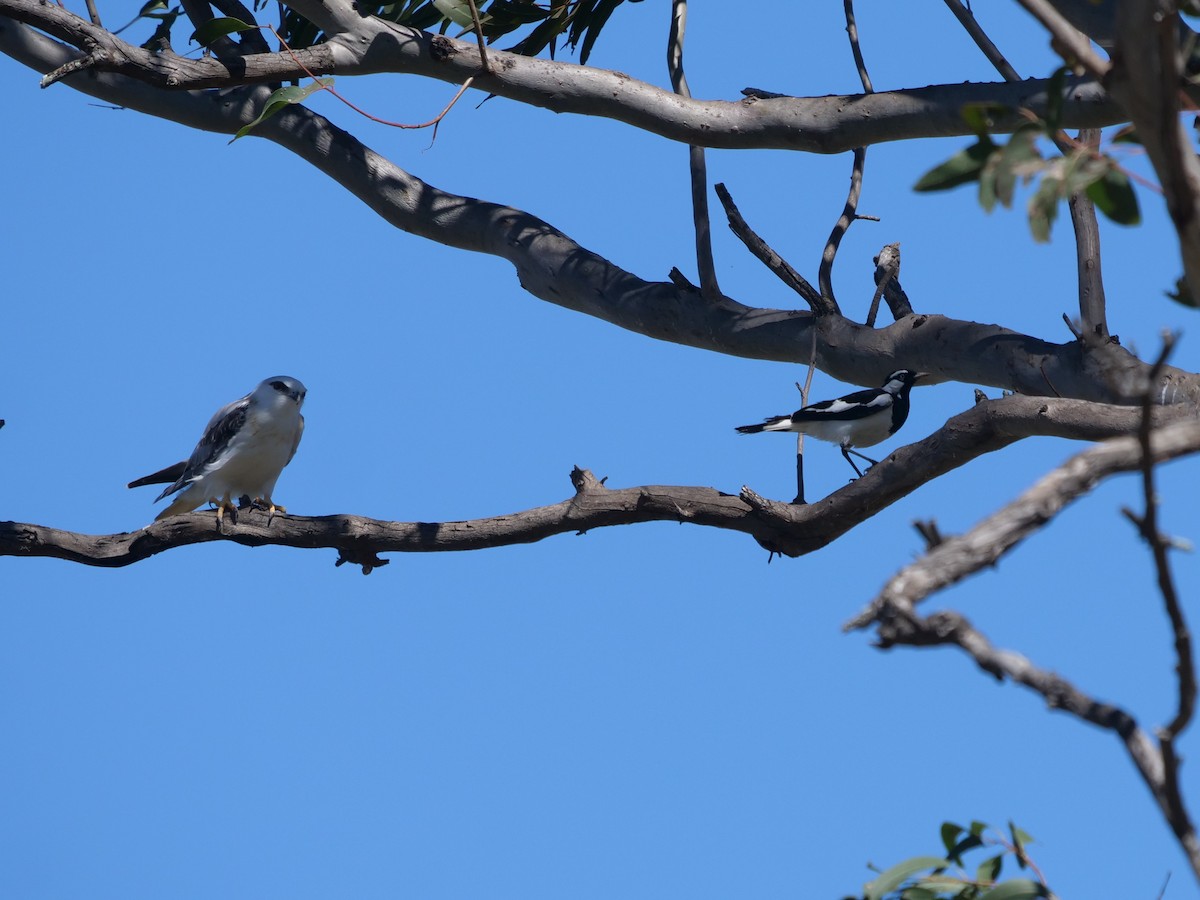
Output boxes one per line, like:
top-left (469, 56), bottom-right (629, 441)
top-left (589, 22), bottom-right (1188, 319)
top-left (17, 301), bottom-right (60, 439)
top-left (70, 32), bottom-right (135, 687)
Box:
top-left (735, 369), bottom-right (923, 478)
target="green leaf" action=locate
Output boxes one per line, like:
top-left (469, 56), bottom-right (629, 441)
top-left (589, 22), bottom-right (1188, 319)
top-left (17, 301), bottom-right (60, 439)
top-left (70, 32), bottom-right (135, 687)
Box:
top-left (976, 853), bottom-right (1003, 884)
top-left (900, 888), bottom-right (939, 900)
top-left (230, 79), bottom-right (334, 143)
top-left (1044, 65), bottom-right (1069, 134)
top-left (1166, 276), bottom-right (1200, 308)
top-left (946, 833), bottom-right (985, 865)
top-left (941, 823), bottom-right (965, 856)
top-left (190, 16), bottom-right (255, 47)
top-left (1110, 124), bottom-right (1140, 145)
top-left (433, 0), bottom-right (475, 28)
top-left (914, 138), bottom-right (997, 192)
top-left (1028, 174), bottom-right (1062, 242)
top-left (960, 103), bottom-right (1010, 137)
top-left (864, 856), bottom-right (948, 900)
top-left (969, 821), bottom-right (989, 837)
top-left (978, 878), bottom-right (1049, 900)
top-left (1086, 167), bottom-right (1140, 225)
top-left (1008, 822), bottom-right (1034, 870)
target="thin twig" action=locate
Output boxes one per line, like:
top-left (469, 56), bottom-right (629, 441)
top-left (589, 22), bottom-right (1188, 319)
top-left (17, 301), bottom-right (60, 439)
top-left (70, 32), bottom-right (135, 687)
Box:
top-left (843, 0), bottom-right (873, 93)
top-left (817, 146), bottom-right (866, 305)
top-left (818, 1), bottom-right (873, 307)
top-left (268, 25), bottom-right (475, 130)
top-left (667, 0), bottom-right (720, 303)
top-left (1126, 335), bottom-right (1195, 743)
top-left (794, 328), bottom-right (819, 503)
top-left (465, 0), bottom-right (490, 73)
top-left (943, 0), bottom-right (1021, 81)
top-left (1015, 0), bottom-right (1110, 79)
top-left (712, 183), bottom-right (830, 314)
top-left (83, 0), bottom-right (101, 27)
top-left (1067, 129), bottom-right (1109, 345)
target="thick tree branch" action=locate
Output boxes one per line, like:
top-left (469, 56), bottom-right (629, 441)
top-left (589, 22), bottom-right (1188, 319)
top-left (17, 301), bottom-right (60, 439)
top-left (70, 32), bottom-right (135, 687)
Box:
top-left (4, 397), bottom-right (1196, 569)
top-left (0, 0), bottom-right (1129, 153)
top-left (1107, 2), bottom-right (1200, 303)
top-left (1, 13), bottom-right (1196, 405)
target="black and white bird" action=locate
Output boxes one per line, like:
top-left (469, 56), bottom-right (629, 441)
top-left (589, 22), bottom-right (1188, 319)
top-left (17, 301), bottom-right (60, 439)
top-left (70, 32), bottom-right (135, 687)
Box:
top-left (735, 369), bottom-right (922, 477)
top-left (129, 376), bottom-right (307, 524)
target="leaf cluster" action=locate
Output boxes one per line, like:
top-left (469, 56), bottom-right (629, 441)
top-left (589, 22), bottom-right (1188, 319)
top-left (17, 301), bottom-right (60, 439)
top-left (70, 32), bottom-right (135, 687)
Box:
top-left (847, 820), bottom-right (1053, 900)
top-left (279, 0), bottom-right (642, 63)
top-left (914, 69), bottom-right (1139, 242)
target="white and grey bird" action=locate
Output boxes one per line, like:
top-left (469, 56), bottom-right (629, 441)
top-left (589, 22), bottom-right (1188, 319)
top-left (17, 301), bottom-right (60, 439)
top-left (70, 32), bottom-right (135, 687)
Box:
top-left (735, 369), bottom-right (922, 477)
top-left (129, 376), bottom-right (307, 524)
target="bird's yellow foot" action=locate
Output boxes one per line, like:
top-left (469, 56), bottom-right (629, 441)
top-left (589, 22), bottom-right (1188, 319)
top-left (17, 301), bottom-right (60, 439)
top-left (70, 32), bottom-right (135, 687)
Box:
top-left (215, 498), bottom-right (238, 529)
top-left (251, 497), bottom-right (286, 525)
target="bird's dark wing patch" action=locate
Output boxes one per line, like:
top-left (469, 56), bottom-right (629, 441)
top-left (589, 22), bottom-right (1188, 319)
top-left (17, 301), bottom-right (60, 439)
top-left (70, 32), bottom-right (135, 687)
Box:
top-left (128, 460), bottom-right (187, 490)
top-left (153, 395), bottom-right (250, 501)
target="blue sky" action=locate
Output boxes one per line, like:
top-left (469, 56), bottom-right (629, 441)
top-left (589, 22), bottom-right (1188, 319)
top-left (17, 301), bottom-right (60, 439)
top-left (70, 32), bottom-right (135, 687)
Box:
top-left (3, 2), bottom-right (1199, 897)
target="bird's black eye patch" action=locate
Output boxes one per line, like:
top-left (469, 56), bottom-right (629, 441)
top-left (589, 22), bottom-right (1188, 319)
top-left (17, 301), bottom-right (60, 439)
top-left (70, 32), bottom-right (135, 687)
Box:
top-left (270, 381), bottom-right (289, 393)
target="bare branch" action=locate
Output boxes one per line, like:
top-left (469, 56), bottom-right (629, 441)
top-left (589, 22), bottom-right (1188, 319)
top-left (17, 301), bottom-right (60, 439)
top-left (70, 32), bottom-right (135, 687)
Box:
top-left (667, 0), bottom-right (719, 301)
top-left (1015, 0), bottom-right (1111, 78)
top-left (8, 397), bottom-right (1198, 570)
top-left (713, 183), bottom-right (830, 314)
top-left (843, 0), bottom-right (874, 93)
top-left (1068, 130), bottom-right (1110, 345)
top-left (860, 600), bottom-right (1200, 878)
top-left (846, 415), bottom-right (1200, 631)
top-left (0, 0), bottom-right (1130, 153)
top-left (1107, 3), bottom-right (1200, 303)
top-left (818, 147), bottom-right (867, 305)
top-left (944, 0), bottom-right (1022, 81)
top-left (1126, 337), bottom-right (1195, 743)
top-left (866, 242), bottom-right (900, 327)
top-left (2, 13), bottom-right (1195, 404)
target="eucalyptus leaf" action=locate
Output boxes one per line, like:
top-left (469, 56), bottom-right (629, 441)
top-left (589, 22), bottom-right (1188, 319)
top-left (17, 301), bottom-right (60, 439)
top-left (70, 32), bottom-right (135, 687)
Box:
top-left (914, 138), bottom-right (996, 192)
top-left (433, 0), bottom-right (475, 28)
top-left (978, 878), bottom-right (1049, 900)
top-left (863, 856), bottom-right (947, 900)
top-left (230, 79), bottom-right (334, 143)
top-left (191, 16), bottom-right (255, 47)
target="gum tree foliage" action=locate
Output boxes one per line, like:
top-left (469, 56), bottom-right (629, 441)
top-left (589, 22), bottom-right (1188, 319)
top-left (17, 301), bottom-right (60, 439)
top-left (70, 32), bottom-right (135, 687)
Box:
top-left (2, 0), bottom-right (1200, 890)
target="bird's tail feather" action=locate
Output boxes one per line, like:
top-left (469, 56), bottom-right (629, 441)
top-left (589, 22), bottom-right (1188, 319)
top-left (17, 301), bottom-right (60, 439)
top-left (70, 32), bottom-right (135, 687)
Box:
top-left (735, 416), bottom-right (792, 434)
top-left (128, 460), bottom-right (188, 490)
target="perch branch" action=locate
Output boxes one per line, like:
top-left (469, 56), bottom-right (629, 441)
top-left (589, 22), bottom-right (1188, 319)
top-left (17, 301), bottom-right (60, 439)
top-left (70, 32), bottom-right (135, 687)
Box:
top-left (6, 398), bottom-right (1199, 570)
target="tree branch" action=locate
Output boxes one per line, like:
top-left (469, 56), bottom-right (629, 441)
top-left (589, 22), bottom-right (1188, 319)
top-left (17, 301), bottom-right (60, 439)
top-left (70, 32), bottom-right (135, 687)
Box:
top-left (845, 415), bottom-right (1200, 630)
top-left (0, 0), bottom-right (1130, 153)
top-left (5, 397), bottom-right (1196, 570)
top-left (1, 11), bottom-right (1195, 405)
top-left (854, 599), bottom-right (1200, 879)
top-left (944, 0), bottom-right (1022, 81)
top-left (1068, 129), bottom-right (1110, 345)
top-left (1107, 2), bottom-right (1200, 304)
top-left (712, 182), bottom-right (830, 314)
top-left (667, 0), bottom-right (719, 302)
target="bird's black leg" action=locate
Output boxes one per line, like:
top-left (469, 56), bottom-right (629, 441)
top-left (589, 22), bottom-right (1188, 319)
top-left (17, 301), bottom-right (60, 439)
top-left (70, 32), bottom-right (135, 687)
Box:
top-left (844, 447), bottom-right (881, 478)
top-left (841, 447), bottom-right (865, 479)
